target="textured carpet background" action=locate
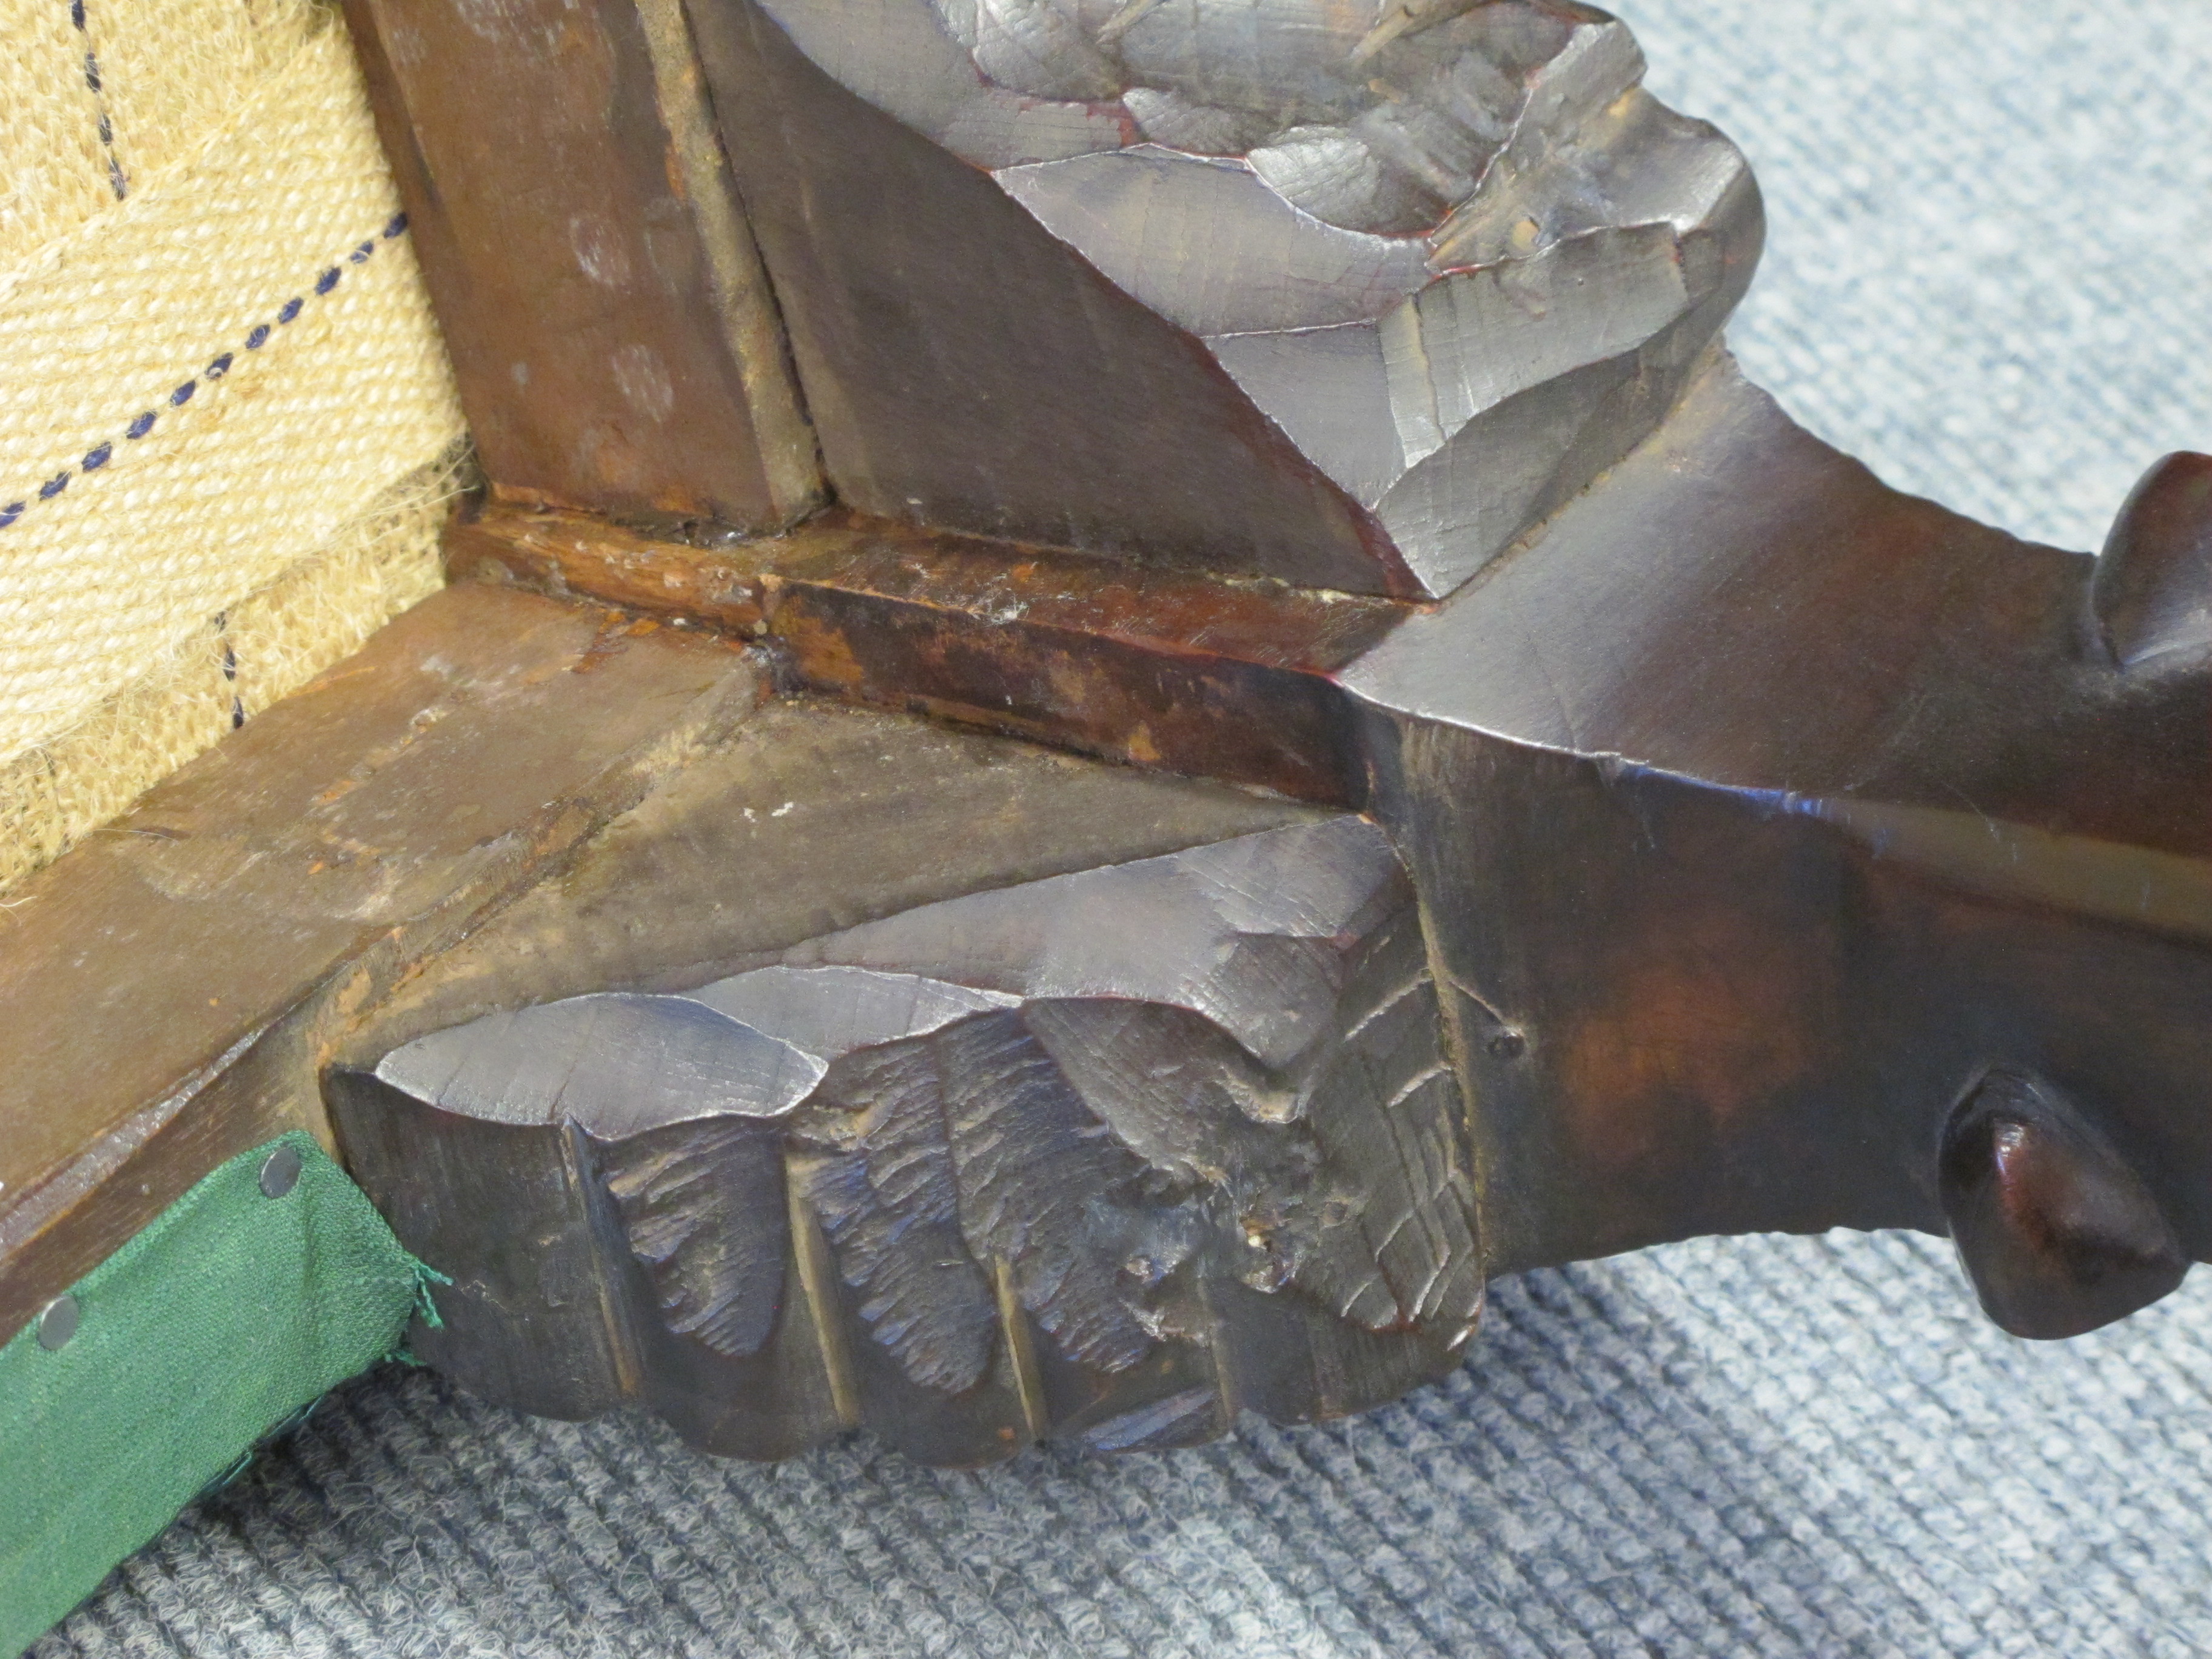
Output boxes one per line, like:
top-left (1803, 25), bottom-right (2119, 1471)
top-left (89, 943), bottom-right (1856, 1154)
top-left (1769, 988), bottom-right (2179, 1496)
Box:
top-left (31, 1), bottom-right (2212, 1654)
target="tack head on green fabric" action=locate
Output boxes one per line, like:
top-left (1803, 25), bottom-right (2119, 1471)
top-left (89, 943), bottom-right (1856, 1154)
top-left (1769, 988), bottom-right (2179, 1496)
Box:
top-left (0, 1131), bottom-right (441, 1655)
top-left (31, 1298), bottom-right (76, 1353)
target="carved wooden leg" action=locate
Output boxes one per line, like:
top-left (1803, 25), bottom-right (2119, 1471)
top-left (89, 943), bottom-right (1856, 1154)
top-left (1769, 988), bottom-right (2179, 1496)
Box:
top-left (329, 714), bottom-right (1480, 1463)
top-left (5, 0), bottom-right (2210, 1637)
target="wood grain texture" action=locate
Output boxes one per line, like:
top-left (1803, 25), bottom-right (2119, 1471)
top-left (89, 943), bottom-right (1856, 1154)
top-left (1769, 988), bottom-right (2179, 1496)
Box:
top-left (1350, 364), bottom-right (2212, 1299)
top-left (339, 0), bottom-right (819, 528)
top-left (338, 698), bottom-right (1330, 1063)
top-left (0, 586), bottom-right (766, 1342)
top-left (447, 504), bottom-right (1410, 803)
top-left (443, 360), bottom-right (2212, 1350)
top-left (337, 809), bottom-right (1482, 1463)
top-left (327, 701), bottom-right (1349, 1455)
top-left (683, 0), bottom-right (1420, 595)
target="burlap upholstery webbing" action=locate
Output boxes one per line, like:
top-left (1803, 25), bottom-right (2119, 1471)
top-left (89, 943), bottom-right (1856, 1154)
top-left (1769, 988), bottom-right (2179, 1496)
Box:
top-left (0, 0), bottom-right (465, 893)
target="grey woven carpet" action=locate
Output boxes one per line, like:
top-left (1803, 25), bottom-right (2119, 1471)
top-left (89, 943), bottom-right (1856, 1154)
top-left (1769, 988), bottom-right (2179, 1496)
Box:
top-left (34, 1), bottom-right (2212, 1654)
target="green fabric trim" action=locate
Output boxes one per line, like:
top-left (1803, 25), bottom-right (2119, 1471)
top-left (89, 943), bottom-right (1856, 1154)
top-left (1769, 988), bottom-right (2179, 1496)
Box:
top-left (0, 1132), bottom-right (436, 1654)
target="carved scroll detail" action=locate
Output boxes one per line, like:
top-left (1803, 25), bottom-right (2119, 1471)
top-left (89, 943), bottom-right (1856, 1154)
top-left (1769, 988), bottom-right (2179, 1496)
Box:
top-left (343, 816), bottom-right (1481, 1463)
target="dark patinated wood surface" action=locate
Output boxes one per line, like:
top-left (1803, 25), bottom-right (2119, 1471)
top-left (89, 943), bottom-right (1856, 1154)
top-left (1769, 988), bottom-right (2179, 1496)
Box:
top-left (340, 0), bottom-right (818, 529)
top-left (435, 356), bottom-right (2212, 1346)
top-left (10, 0), bottom-right (2211, 1412)
top-left (1348, 362), bottom-right (2212, 1297)
top-left (0, 587), bottom-right (765, 1341)
top-left (1938, 1070), bottom-right (2188, 1340)
top-left (683, 0), bottom-right (1423, 597)
top-left (449, 506), bottom-right (1408, 803)
top-left (10, 372), bottom-right (2211, 1397)
top-left (341, 699), bottom-right (1325, 1054)
top-left (327, 719), bottom-right (1483, 1463)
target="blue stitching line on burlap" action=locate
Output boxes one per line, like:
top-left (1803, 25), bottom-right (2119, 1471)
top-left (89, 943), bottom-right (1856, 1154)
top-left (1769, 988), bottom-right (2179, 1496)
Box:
top-left (0, 213), bottom-right (409, 532)
top-left (70, 0), bottom-right (129, 201)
